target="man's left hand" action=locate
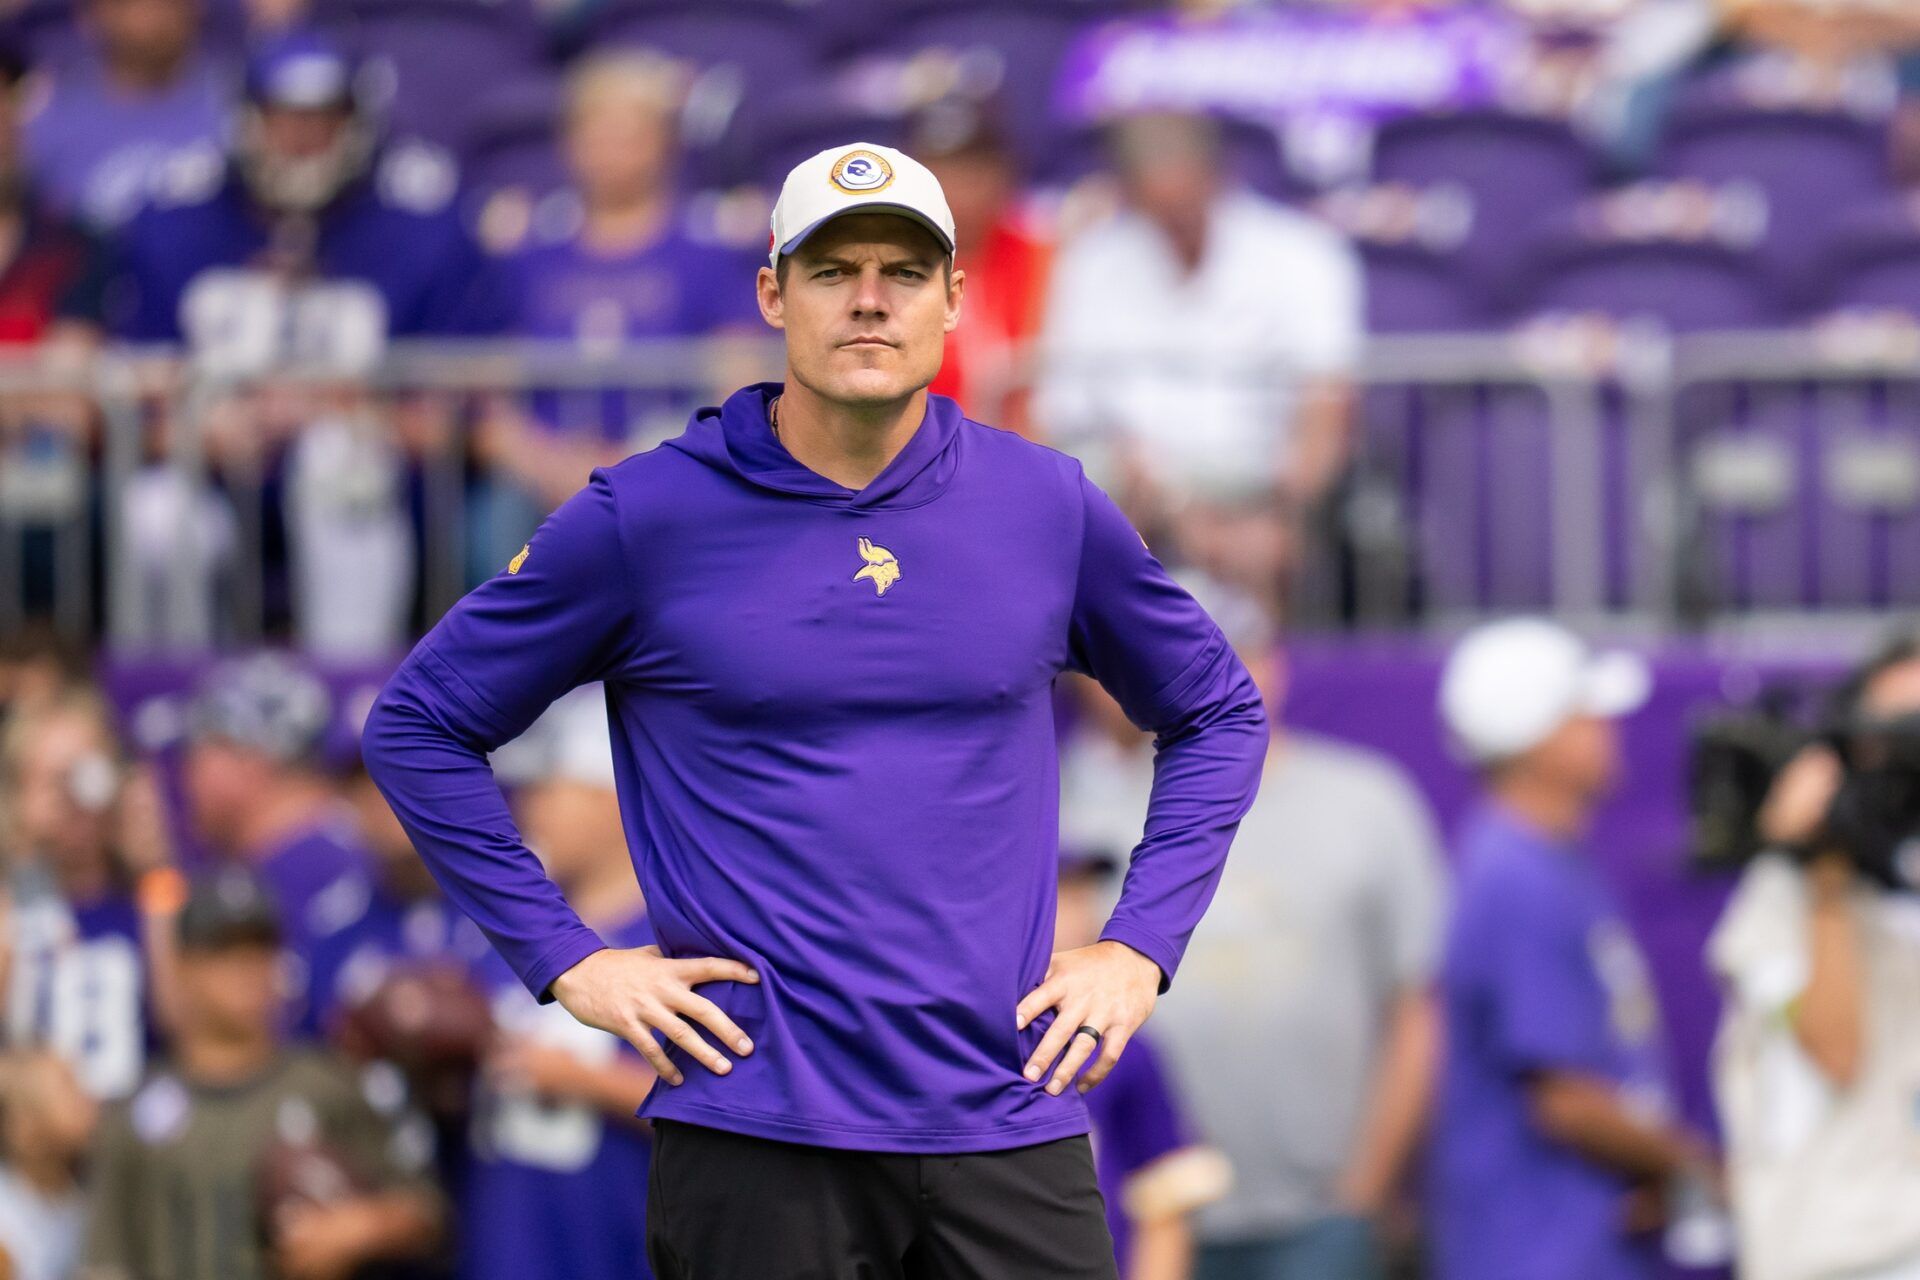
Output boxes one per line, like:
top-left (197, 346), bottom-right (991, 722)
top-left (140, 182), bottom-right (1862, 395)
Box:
top-left (1014, 940), bottom-right (1161, 1096)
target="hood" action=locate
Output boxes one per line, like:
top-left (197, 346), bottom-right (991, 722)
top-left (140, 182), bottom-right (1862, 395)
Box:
top-left (663, 382), bottom-right (964, 510)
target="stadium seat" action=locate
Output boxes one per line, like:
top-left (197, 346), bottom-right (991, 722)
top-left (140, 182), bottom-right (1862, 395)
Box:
top-left (1801, 196), bottom-right (1920, 318)
top-left (1370, 110), bottom-right (1598, 277)
top-left (1313, 183), bottom-right (1490, 332)
top-left (459, 72), bottom-right (569, 208)
top-left (1658, 99), bottom-right (1895, 296)
top-left (349, 0), bottom-right (548, 148)
top-left (1507, 238), bottom-right (1783, 331)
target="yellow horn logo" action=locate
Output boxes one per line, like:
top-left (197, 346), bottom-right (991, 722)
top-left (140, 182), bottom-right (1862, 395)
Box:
top-left (852, 536), bottom-right (901, 597)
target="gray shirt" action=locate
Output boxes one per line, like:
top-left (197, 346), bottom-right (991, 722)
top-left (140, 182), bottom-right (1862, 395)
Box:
top-left (1148, 734), bottom-right (1448, 1241)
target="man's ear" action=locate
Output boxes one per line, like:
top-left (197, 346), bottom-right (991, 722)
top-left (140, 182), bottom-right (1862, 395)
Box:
top-left (756, 265), bottom-right (785, 330)
top-left (943, 265), bottom-right (966, 335)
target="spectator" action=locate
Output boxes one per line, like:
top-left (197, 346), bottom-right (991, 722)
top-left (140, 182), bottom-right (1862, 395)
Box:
top-left (1057, 848), bottom-right (1228, 1280)
top-left (21, 0), bottom-right (228, 231)
top-left (1141, 581), bottom-right (1447, 1280)
top-left (0, 686), bottom-right (156, 1100)
top-left (915, 102), bottom-right (1051, 438)
top-left (0, 1049), bottom-right (95, 1280)
top-left (471, 48), bottom-right (765, 576)
top-left (461, 686), bottom-right (659, 1280)
top-left (1428, 618), bottom-right (1714, 1280)
top-left (1708, 633), bottom-right (1920, 1280)
top-left (83, 29), bottom-right (510, 654)
top-left (1034, 112), bottom-right (1361, 610)
top-left (181, 652), bottom-right (374, 1036)
top-left (81, 869), bottom-right (443, 1280)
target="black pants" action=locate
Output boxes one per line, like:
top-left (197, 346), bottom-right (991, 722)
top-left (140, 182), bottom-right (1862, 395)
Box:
top-left (645, 1120), bottom-right (1120, 1280)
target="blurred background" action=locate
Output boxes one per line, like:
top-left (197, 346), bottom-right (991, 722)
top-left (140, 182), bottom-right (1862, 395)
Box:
top-left (2, 0), bottom-right (1919, 1277)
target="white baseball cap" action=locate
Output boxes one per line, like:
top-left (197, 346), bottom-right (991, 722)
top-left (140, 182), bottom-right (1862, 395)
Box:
top-left (768, 141), bottom-right (956, 269)
top-left (1438, 618), bottom-right (1650, 764)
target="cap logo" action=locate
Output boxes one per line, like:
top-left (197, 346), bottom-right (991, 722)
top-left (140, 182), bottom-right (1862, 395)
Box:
top-left (829, 149), bottom-right (894, 194)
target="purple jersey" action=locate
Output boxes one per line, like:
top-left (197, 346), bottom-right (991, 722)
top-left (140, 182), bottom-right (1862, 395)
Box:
top-left (315, 885), bottom-right (494, 1034)
top-left (1429, 804), bottom-right (1675, 1280)
top-left (253, 819), bottom-right (376, 1038)
top-left (506, 207), bottom-right (762, 443)
top-left (1084, 1032), bottom-right (1191, 1275)
top-left (21, 55), bottom-right (231, 231)
top-left (461, 910), bottom-right (656, 1280)
top-left (363, 383), bottom-right (1268, 1154)
top-left (5, 886), bottom-right (150, 1098)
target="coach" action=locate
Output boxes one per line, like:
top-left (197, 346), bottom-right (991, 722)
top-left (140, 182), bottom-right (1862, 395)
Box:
top-left (362, 141), bottom-right (1268, 1278)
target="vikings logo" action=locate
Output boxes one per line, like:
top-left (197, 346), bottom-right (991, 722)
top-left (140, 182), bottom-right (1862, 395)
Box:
top-left (852, 536), bottom-right (901, 597)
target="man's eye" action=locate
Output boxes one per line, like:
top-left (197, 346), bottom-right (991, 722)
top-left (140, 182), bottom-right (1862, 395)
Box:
top-left (816, 268), bottom-right (842, 280)
top-left (895, 269), bottom-right (923, 280)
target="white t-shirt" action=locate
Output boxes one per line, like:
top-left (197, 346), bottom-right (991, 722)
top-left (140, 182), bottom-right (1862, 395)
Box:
top-left (0, 1167), bottom-right (82, 1280)
top-left (1709, 855), bottom-right (1920, 1280)
top-left (1034, 188), bottom-right (1363, 496)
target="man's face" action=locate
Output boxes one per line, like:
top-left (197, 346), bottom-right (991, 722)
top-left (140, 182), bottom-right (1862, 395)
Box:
top-left (6, 709), bottom-right (115, 868)
top-left (178, 943), bottom-right (283, 1040)
top-left (566, 99), bottom-right (674, 207)
top-left (1525, 711), bottom-right (1622, 800)
top-left (87, 0), bottom-right (198, 71)
top-left (257, 105), bottom-right (350, 164)
top-left (756, 213), bottom-right (963, 409)
top-left (183, 739), bottom-right (273, 851)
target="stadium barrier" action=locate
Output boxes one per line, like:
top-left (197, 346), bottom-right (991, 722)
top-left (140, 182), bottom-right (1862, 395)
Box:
top-left (6, 328), bottom-right (1919, 652)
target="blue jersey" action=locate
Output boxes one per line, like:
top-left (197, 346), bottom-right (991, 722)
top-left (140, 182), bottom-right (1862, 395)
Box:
top-left (460, 909), bottom-right (656, 1280)
top-left (5, 885), bottom-right (151, 1099)
top-left (99, 148), bottom-right (514, 343)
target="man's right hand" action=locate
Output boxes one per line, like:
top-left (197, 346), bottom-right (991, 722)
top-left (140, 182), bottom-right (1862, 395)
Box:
top-left (549, 946), bottom-right (758, 1087)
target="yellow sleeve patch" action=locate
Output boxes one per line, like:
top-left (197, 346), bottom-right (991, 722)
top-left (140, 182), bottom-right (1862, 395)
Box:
top-left (507, 544), bottom-right (530, 575)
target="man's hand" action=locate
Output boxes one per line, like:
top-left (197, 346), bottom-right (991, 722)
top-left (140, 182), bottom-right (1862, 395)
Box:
top-left (1014, 940), bottom-right (1161, 1096)
top-left (550, 945), bottom-right (758, 1087)
top-left (1758, 743), bottom-right (1842, 849)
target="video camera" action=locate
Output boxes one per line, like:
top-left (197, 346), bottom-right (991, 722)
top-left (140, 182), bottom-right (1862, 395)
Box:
top-left (1689, 683), bottom-right (1920, 890)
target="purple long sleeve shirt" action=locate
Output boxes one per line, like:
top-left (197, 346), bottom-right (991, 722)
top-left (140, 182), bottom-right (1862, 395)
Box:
top-left (362, 383), bottom-right (1267, 1153)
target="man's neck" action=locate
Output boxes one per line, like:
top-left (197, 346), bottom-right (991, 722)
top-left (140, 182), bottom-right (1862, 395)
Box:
top-left (177, 1031), bottom-right (278, 1088)
top-left (580, 190), bottom-right (669, 255)
top-left (1491, 776), bottom-right (1590, 843)
top-left (106, 51), bottom-right (188, 96)
top-left (773, 378), bottom-right (927, 491)
top-left (237, 780), bottom-right (332, 861)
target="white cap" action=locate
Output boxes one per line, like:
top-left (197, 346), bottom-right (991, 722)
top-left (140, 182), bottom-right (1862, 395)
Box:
top-left (1438, 618), bottom-right (1650, 764)
top-left (768, 141), bottom-right (956, 269)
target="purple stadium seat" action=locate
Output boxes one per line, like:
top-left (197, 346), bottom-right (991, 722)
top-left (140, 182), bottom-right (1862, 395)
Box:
top-left (460, 73), bottom-right (568, 205)
top-left (1803, 197), bottom-right (1920, 318)
top-left (588, 6), bottom-right (825, 77)
top-left (1370, 110), bottom-right (1597, 277)
top-left (1658, 101), bottom-right (1895, 296)
top-left (1313, 183), bottom-right (1488, 332)
top-left (1040, 115), bottom-right (1310, 199)
top-left (1506, 237), bottom-right (1782, 332)
top-left (349, 0), bottom-right (546, 148)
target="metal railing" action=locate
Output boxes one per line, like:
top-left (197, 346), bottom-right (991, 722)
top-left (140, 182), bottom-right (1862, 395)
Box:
top-left (5, 328), bottom-right (1920, 654)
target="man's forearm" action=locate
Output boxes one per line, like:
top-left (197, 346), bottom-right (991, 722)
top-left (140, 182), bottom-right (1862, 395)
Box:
top-left (1339, 987), bottom-right (1440, 1212)
top-left (360, 659), bottom-right (605, 1001)
top-left (1792, 858), bottom-right (1866, 1085)
top-left (1527, 1071), bottom-right (1702, 1181)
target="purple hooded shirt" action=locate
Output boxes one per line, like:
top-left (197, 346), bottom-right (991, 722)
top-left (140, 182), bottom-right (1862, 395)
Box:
top-left (362, 383), bottom-right (1267, 1153)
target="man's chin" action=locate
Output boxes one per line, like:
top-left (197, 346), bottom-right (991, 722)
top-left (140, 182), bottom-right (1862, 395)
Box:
top-left (812, 366), bottom-right (928, 408)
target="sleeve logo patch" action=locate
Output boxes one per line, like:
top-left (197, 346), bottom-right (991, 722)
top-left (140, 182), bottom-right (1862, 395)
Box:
top-left (507, 544), bottom-right (530, 575)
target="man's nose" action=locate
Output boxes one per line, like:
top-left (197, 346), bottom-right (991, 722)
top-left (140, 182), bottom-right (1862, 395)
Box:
top-left (849, 267), bottom-right (889, 318)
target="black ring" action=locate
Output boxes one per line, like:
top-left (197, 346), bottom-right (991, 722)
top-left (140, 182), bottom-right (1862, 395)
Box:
top-left (1074, 1025), bottom-right (1103, 1045)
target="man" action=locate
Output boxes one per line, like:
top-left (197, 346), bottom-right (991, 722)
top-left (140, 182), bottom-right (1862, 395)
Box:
top-left (1034, 110), bottom-right (1361, 601)
top-left (21, 0), bottom-right (228, 231)
top-left (472, 48), bottom-right (764, 576)
top-left (81, 870), bottom-right (442, 1280)
top-left (462, 686), bottom-right (660, 1280)
top-left (1709, 633), bottom-right (1920, 1280)
top-left (1428, 618), bottom-right (1714, 1280)
top-left (1057, 849), bottom-right (1228, 1280)
top-left (1066, 577), bottom-right (1447, 1280)
top-left (363, 140), bottom-right (1268, 1278)
top-left (84, 30), bottom-right (510, 654)
top-left (182, 652), bottom-right (374, 1036)
top-left (0, 685), bottom-right (153, 1100)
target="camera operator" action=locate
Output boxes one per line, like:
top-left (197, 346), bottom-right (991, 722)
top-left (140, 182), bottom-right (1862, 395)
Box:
top-left (1708, 634), bottom-right (1920, 1280)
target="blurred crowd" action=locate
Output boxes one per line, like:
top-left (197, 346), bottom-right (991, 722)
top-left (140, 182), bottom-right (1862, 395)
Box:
top-left (0, 0), bottom-right (1915, 644)
top-left (13, 605), bottom-right (1920, 1280)
top-left (1, 0), bottom-right (1920, 1277)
